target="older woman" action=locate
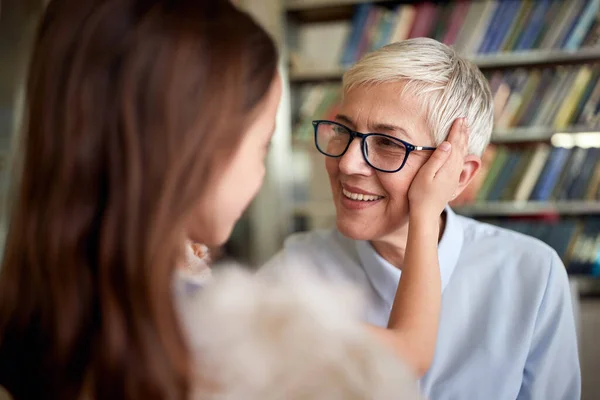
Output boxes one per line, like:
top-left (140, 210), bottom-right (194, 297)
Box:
top-left (265, 38), bottom-right (580, 400)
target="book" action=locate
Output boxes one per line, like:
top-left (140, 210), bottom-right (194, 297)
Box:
top-left (513, 143), bottom-right (551, 202)
top-left (305, 0), bottom-right (600, 70)
top-left (480, 216), bottom-right (600, 275)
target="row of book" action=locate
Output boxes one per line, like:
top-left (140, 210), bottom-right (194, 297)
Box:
top-left (483, 217), bottom-right (600, 276)
top-left (490, 65), bottom-right (600, 131)
top-left (456, 144), bottom-right (600, 204)
top-left (335, 0), bottom-right (600, 68)
top-left (291, 63), bottom-right (600, 142)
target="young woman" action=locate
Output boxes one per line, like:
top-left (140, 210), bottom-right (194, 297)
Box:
top-left (0, 0), bottom-right (466, 399)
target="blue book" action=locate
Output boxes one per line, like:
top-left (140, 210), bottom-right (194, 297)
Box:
top-left (546, 220), bottom-right (578, 260)
top-left (515, 0), bottom-right (551, 50)
top-left (478, 0), bottom-right (509, 54)
top-left (557, 0), bottom-right (589, 49)
top-left (592, 218), bottom-right (600, 277)
top-left (340, 4), bottom-right (371, 67)
top-left (529, 147), bottom-right (571, 201)
top-left (564, 0), bottom-right (600, 50)
top-left (487, 151), bottom-right (521, 201)
top-left (568, 147), bottom-right (600, 199)
top-left (556, 147), bottom-right (588, 200)
top-left (372, 8), bottom-right (396, 50)
top-left (488, 0), bottom-right (522, 53)
top-left (569, 218), bottom-right (600, 275)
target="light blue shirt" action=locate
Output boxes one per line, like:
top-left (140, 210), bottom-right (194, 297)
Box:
top-left (263, 207), bottom-right (581, 400)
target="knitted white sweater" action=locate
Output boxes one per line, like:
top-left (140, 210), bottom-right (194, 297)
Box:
top-left (175, 249), bottom-right (421, 400)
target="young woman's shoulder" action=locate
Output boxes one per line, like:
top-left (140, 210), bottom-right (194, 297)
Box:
top-left (0, 386), bottom-right (12, 400)
top-left (177, 266), bottom-right (422, 400)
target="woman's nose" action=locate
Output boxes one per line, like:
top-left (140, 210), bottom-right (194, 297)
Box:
top-left (338, 138), bottom-right (372, 176)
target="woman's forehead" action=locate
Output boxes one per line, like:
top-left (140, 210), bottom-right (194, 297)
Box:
top-left (339, 83), bottom-right (430, 142)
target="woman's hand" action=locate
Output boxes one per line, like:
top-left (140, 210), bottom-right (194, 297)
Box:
top-left (376, 118), bottom-right (468, 377)
top-left (408, 118), bottom-right (469, 220)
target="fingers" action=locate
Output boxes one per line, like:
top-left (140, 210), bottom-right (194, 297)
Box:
top-left (434, 118), bottom-right (469, 179)
top-left (447, 117), bottom-right (469, 156)
top-left (419, 118), bottom-right (469, 179)
top-left (444, 117), bottom-right (469, 167)
top-left (421, 141), bottom-right (452, 177)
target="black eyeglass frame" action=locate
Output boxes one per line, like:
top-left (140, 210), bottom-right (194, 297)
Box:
top-left (312, 120), bottom-right (437, 173)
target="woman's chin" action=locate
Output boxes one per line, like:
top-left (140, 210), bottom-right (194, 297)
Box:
top-left (335, 217), bottom-right (376, 241)
top-left (193, 225), bottom-right (233, 249)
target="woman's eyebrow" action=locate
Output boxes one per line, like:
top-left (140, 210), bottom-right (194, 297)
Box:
top-left (371, 122), bottom-right (414, 142)
top-left (334, 114), bottom-right (354, 127)
top-left (334, 114), bottom-right (415, 141)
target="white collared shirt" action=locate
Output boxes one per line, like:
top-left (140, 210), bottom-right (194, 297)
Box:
top-left (262, 207), bottom-right (581, 400)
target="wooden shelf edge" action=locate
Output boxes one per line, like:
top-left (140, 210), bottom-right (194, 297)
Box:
top-left (286, 0), bottom-right (391, 11)
top-left (289, 67), bottom-right (346, 83)
top-left (292, 201), bottom-right (600, 218)
top-left (472, 47), bottom-right (600, 69)
top-left (572, 276), bottom-right (600, 298)
top-left (491, 127), bottom-right (600, 143)
top-left (454, 201), bottom-right (600, 217)
top-left (290, 48), bottom-right (600, 82)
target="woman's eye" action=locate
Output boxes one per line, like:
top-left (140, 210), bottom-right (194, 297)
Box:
top-left (378, 138), bottom-right (400, 147)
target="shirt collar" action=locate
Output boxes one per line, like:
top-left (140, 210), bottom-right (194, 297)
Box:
top-left (355, 207), bottom-right (464, 307)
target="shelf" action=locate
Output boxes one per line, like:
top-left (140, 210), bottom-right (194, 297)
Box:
top-left (286, 0), bottom-right (393, 11)
top-left (292, 201), bottom-right (600, 218)
top-left (286, 0), bottom-right (390, 22)
top-left (454, 201), bottom-right (600, 217)
top-left (573, 276), bottom-right (600, 298)
top-left (289, 48), bottom-right (600, 83)
top-left (492, 127), bottom-right (600, 144)
top-left (289, 68), bottom-right (347, 83)
top-left (471, 47), bottom-right (600, 70)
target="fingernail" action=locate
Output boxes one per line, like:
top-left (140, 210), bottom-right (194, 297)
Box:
top-left (440, 142), bottom-right (451, 152)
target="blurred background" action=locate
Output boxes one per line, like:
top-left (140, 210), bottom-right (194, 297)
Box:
top-left (1, 0), bottom-right (599, 398)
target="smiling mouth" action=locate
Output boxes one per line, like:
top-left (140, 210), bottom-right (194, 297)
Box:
top-left (342, 188), bottom-right (384, 202)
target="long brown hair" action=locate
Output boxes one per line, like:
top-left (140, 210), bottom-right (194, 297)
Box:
top-left (0, 0), bottom-right (277, 399)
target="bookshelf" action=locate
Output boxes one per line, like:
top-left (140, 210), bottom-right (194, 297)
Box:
top-left (454, 201), bottom-right (600, 217)
top-left (493, 126), bottom-right (599, 143)
top-left (283, 0), bottom-right (600, 279)
top-left (291, 48), bottom-right (600, 82)
top-left (287, 0), bottom-right (391, 11)
top-left (291, 200), bottom-right (600, 222)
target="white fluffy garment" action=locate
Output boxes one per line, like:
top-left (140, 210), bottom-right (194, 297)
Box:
top-left (177, 266), bottom-right (422, 400)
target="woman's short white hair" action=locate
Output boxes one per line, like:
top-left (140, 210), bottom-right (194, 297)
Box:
top-left (343, 38), bottom-right (493, 157)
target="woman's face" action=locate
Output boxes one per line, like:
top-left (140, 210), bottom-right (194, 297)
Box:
top-left (194, 75), bottom-right (282, 247)
top-left (326, 82), bottom-right (435, 241)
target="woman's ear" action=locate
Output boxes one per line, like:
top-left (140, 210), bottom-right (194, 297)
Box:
top-left (454, 155), bottom-right (482, 198)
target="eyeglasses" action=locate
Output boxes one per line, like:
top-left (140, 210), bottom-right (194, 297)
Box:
top-left (312, 120), bottom-right (436, 173)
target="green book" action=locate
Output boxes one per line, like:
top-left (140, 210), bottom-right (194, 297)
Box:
top-left (501, 148), bottom-right (534, 201)
top-left (477, 146), bottom-right (509, 202)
